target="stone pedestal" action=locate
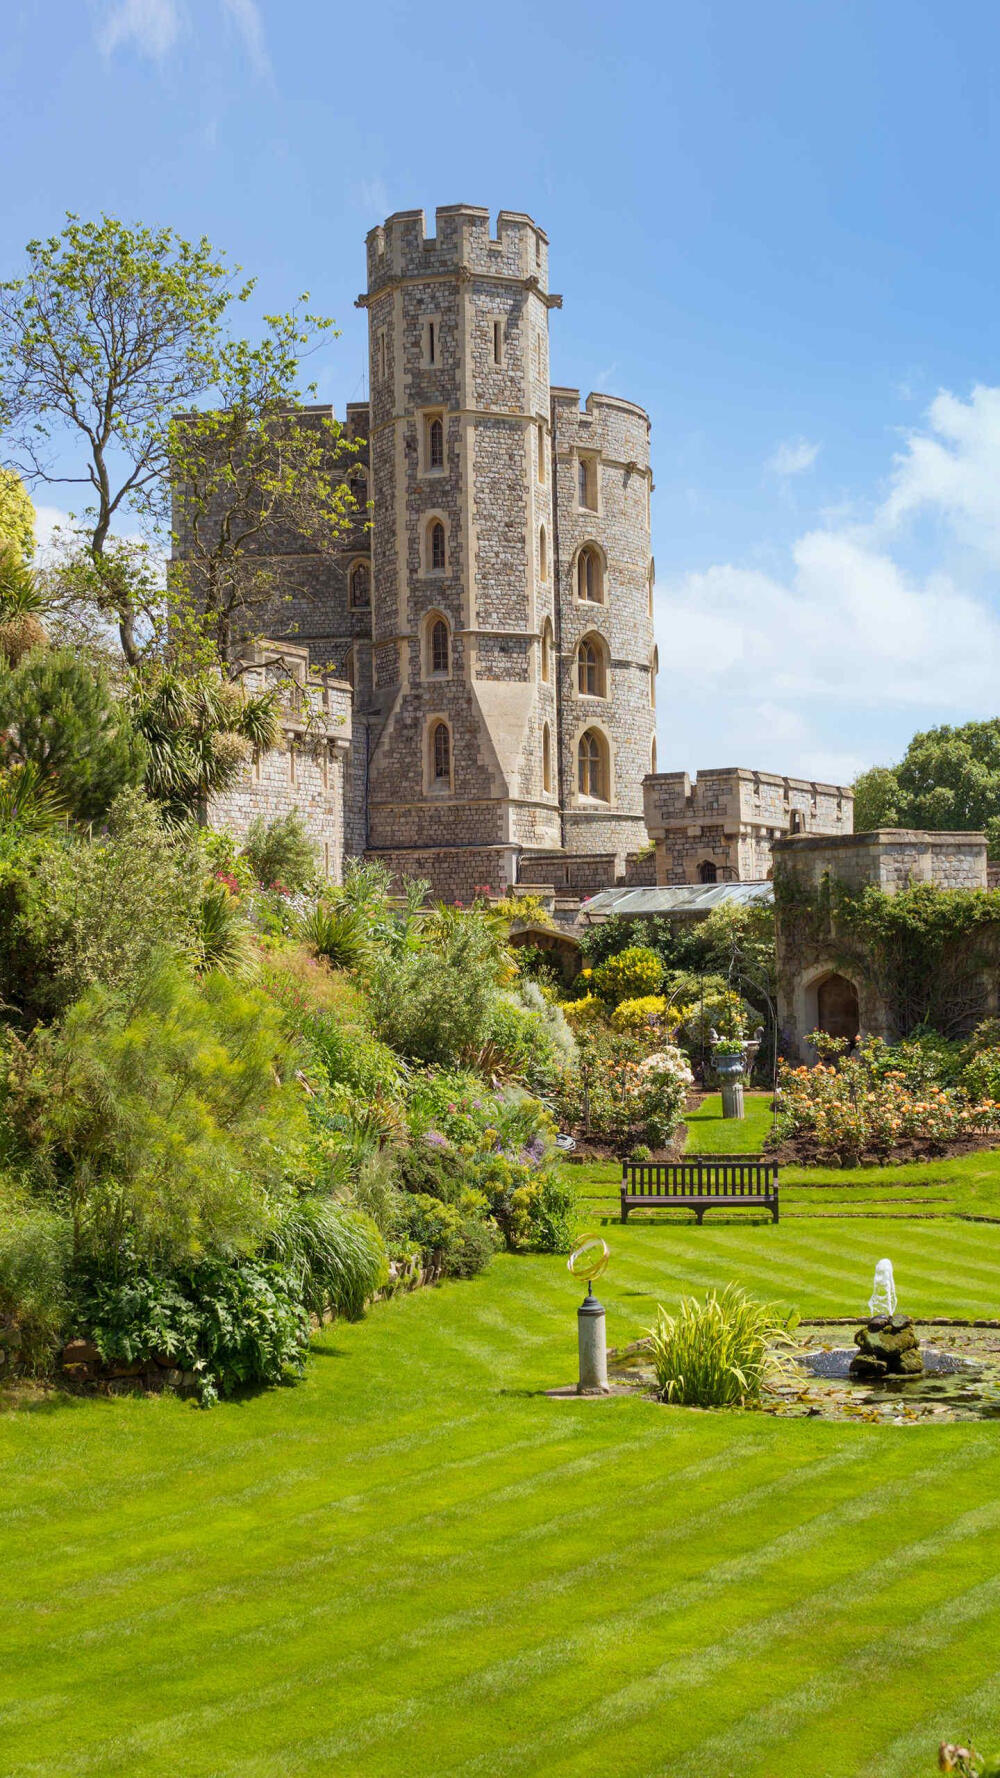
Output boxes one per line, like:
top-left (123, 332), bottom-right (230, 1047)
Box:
top-left (720, 1078), bottom-right (745, 1119)
top-left (577, 1287), bottom-right (609, 1395)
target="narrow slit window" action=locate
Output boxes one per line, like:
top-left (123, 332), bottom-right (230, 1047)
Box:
top-left (427, 321), bottom-right (436, 365)
top-left (542, 723), bottom-right (552, 794)
top-left (537, 422), bottom-right (545, 481)
top-left (431, 618), bottom-right (449, 675)
top-left (428, 415), bottom-right (444, 469)
top-left (539, 526), bottom-right (548, 581)
top-left (493, 320), bottom-right (502, 365)
top-left (430, 520), bottom-right (446, 571)
top-left (432, 721), bottom-right (451, 784)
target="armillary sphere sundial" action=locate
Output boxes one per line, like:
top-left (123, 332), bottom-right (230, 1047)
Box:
top-left (567, 1238), bottom-right (611, 1394)
top-left (567, 1236), bottom-right (610, 1298)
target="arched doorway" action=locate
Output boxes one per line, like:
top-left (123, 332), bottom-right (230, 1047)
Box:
top-left (816, 973), bottom-right (860, 1042)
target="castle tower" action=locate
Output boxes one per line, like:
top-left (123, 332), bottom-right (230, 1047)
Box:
top-left (359, 204), bottom-right (564, 898)
top-left (551, 389), bottom-right (656, 863)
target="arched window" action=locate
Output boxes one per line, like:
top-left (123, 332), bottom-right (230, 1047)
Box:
top-left (429, 617), bottom-right (450, 676)
top-left (542, 722), bottom-right (552, 794)
top-left (540, 619), bottom-right (552, 684)
top-left (349, 561), bottom-right (370, 608)
top-left (650, 646), bottom-right (658, 707)
top-left (430, 519), bottom-right (446, 572)
top-left (650, 735), bottom-right (657, 773)
top-left (431, 720), bottom-right (451, 788)
top-left (577, 728), bottom-right (609, 801)
top-left (698, 861), bottom-right (718, 884)
top-left (539, 525), bottom-right (548, 581)
top-left (428, 415), bottom-right (444, 469)
top-left (577, 546), bottom-right (603, 603)
top-left (577, 634), bottom-right (607, 697)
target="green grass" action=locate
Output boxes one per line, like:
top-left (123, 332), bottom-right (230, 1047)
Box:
top-left (684, 1090), bottom-right (775, 1154)
top-left (5, 1186), bottom-right (1000, 1777)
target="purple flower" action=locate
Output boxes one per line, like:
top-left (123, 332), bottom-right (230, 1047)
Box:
top-left (424, 1130), bottom-right (449, 1149)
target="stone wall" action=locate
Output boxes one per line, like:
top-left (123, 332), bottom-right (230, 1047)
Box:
top-left (774, 828), bottom-right (991, 1058)
top-left (644, 767), bottom-right (853, 885)
top-left (553, 389), bottom-right (655, 868)
top-left (205, 644), bottom-right (353, 883)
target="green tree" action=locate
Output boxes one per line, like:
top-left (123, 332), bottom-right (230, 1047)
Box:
top-left (167, 312), bottom-right (358, 662)
top-left (853, 721), bottom-right (1000, 857)
top-left (0, 648), bottom-right (146, 822)
top-left (852, 763), bottom-right (901, 832)
top-left (0, 215), bottom-right (244, 661)
top-left (0, 469), bottom-right (34, 559)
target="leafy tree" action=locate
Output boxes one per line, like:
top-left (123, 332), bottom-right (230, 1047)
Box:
top-left (0, 648), bottom-right (146, 822)
top-left (168, 313), bottom-right (359, 662)
top-left (0, 469), bottom-right (34, 559)
top-left (0, 215), bottom-right (243, 661)
top-left (853, 721), bottom-right (1000, 857)
top-left (852, 763), bottom-right (901, 832)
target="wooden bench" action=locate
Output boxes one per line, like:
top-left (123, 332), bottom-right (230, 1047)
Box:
top-left (620, 1155), bottom-right (779, 1224)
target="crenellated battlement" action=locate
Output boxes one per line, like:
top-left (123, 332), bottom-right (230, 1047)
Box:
top-left (365, 204), bottom-right (549, 295)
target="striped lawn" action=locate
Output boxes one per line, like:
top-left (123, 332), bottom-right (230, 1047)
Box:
top-left (3, 1194), bottom-right (1000, 1776)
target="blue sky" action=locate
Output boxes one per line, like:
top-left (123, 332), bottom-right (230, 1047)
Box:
top-left (4, 0), bottom-right (1000, 784)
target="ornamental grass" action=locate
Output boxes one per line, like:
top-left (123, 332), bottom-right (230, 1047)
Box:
top-left (647, 1283), bottom-right (798, 1408)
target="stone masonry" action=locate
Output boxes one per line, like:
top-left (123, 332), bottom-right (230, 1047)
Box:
top-left (205, 643), bottom-right (353, 883)
top-left (773, 829), bottom-right (991, 1058)
top-left (643, 768), bottom-right (853, 885)
top-left (179, 205), bottom-right (657, 899)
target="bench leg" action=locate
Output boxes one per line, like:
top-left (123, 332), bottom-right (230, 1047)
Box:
top-left (772, 1203), bottom-right (780, 1224)
top-left (620, 1201), bottom-right (629, 1224)
top-left (694, 1207), bottom-right (705, 1226)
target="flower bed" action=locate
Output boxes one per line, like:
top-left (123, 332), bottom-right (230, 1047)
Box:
top-left (772, 1035), bottom-right (1000, 1166)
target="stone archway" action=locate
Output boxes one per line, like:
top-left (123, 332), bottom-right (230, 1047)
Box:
top-left (816, 972), bottom-right (860, 1042)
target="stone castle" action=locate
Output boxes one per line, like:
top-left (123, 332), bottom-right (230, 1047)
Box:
top-left (203, 203), bottom-right (657, 899)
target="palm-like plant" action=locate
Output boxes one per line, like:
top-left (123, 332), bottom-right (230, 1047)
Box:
top-left (0, 761), bottom-right (67, 832)
top-left (192, 880), bottom-right (255, 978)
top-left (128, 670), bottom-right (281, 821)
top-left (0, 547), bottom-right (47, 666)
top-left (299, 902), bottom-right (369, 971)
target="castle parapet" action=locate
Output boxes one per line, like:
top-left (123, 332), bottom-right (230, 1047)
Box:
top-left (365, 205), bottom-right (550, 296)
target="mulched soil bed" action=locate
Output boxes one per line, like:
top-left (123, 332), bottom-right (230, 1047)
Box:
top-left (768, 1131), bottom-right (1000, 1168)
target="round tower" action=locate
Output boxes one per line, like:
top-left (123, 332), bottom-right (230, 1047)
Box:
top-left (359, 204), bottom-right (563, 898)
top-left (551, 389), bottom-right (656, 866)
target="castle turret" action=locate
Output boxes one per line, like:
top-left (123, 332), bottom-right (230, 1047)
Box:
top-left (358, 204), bottom-right (564, 896)
top-left (551, 389), bottom-right (656, 863)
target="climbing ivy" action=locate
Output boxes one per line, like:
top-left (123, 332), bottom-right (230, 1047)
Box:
top-left (775, 874), bottom-right (1000, 1039)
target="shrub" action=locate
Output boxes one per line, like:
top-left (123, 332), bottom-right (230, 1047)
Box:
top-left (7, 960), bottom-right (309, 1266)
top-left (367, 914), bottom-right (501, 1067)
top-left (75, 1257), bottom-right (310, 1403)
top-left (561, 992), bottom-right (604, 1026)
top-left (593, 946), bottom-right (663, 1007)
top-left (243, 810), bottom-right (317, 893)
top-left (610, 994), bottom-right (667, 1031)
top-left (959, 1047), bottom-right (1000, 1105)
top-left (0, 1186), bottom-right (72, 1372)
top-left (647, 1285), bottom-right (797, 1407)
top-left (391, 1191), bottom-right (497, 1278)
top-left (567, 1031), bottom-right (690, 1154)
top-left (0, 649), bottom-right (146, 823)
top-left (264, 1198), bottom-right (387, 1321)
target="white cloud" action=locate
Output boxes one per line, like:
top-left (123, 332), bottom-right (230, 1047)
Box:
top-left (353, 178), bottom-right (390, 220)
top-left (880, 384), bottom-right (1000, 562)
top-left (96, 0), bottom-right (269, 72)
top-left (97, 0), bottom-right (182, 59)
top-left (767, 437), bottom-right (820, 477)
top-left (219, 0), bottom-right (270, 77)
top-left (33, 505), bottom-right (77, 557)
